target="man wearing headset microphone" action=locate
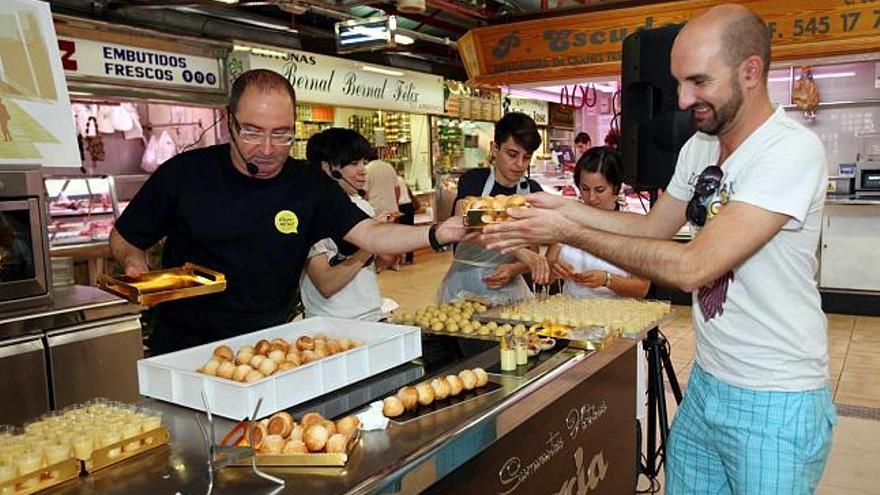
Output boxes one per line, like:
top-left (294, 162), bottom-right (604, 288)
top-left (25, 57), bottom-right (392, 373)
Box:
top-left (110, 70), bottom-right (469, 354)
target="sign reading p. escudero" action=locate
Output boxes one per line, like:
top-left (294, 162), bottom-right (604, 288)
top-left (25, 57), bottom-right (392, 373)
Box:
top-left (425, 347), bottom-right (637, 495)
top-left (57, 37), bottom-right (222, 89)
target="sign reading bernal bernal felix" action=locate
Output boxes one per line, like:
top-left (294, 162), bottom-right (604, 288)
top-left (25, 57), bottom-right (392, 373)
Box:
top-left (424, 348), bottom-right (637, 495)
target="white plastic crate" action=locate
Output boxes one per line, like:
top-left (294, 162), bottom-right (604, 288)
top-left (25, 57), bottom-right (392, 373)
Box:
top-left (137, 317), bottom-right (422, 420)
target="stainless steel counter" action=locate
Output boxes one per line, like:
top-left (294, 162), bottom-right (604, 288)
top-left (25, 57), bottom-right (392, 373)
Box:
top-left (825, 196), bottom-right (880, 205)
top-left (0, 285), bottom-right (139, 341)
top-left (44, 337), bottom-right (638, 495)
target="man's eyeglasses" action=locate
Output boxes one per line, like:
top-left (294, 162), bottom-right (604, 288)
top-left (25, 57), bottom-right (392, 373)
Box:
top-left (685, 165), bottom-right (723, 227)
top-left (230, 115), bottom-right (294, 146)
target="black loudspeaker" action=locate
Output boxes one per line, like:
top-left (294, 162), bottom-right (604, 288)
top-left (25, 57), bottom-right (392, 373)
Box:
top-left (620, 24), bottom-right (696, 189)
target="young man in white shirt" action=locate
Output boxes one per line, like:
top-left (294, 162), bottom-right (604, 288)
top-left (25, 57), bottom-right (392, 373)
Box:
top-left (482, 4), bottom-right (835, 493)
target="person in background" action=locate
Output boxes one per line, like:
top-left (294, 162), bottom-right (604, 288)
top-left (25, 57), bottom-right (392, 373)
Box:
top-left (574, 131), bottom-right (591, 159)
top-left (110, 69), bottom-right (468, 354)
top-left (438, 112), bottom-right (549, 304)
top-left (482, 5), bottom-right (835, 493)
top-left (395, 174), bottom-right (417, 265)
top-left (365, 150), bottom-right (400, 222)
top-left (299, 128), bottom-right (383, 321)
top-left (546, 147), bottom-right (650, 299)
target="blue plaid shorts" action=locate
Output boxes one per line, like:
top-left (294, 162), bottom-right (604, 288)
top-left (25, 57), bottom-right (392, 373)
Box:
top-left (666, 364), bottom-right (837, 495)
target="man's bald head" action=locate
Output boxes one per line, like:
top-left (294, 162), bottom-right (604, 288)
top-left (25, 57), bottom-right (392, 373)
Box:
top-left (682, 4), bottom-right (771, 81)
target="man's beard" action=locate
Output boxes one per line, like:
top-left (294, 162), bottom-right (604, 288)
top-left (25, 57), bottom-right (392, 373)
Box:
top-left (693, 77), bottom-right (743, 136)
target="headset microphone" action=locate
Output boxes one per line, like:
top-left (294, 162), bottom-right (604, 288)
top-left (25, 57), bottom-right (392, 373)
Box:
top-left (330, 169), bottom-right (367, 198)
top-left (227, 112), bottom-right (260, 176)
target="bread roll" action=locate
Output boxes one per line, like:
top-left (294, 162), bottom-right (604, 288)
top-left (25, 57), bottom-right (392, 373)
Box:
top-left (267, 412), bottom-right (294, 437)
top-left (278, 361), bottom-right (298, 372)
top-left (325, 433), bottom-right (348, 454)
top-left (300, 412), bottom-right (325, 427)
top-left (259, 358), bottom-right (278, 376)
top-left (431, 378), bottom-right (451, 401)
top-left (288, 424), bottom-right (304, 442)
top-left (321, 419), bottom-right (338, 436)
top-left (506, 195), bottom-right (527, 207)
top-left (300, 350), bottom-right (317, 364)
top-left (271, 338), bottom-right (289, 353)
top-left (201, 359), bottom-right (221, 376)
top-left (267, 349), bottom-right (285, 364)
top-left (415, 382), bottom-right (435, 406)
top-left (236, 351), bottom-right (254, 366)
top-left (213, 345), bottom-right (234, 362)
top-left (473, 368), bottom-right (489, 388)
top-left (233, 364), bottom-right (253, 382)
top-left (254, 339), bottom-right (271, 356)
top-left (382, 396), bottom-right (404, 417)
top-left (244, 370), bottom-right (264, 383)
top-left (282, 439), bottom-right (308, 454)
top-left (445, 375), bottom-right (464, 396)
top-left (239, 345), bottom-right (255, 355)
top-left (259, 434), bottom-right (285, 454)
top-left (397, 386), bottom-right (419, 411)
top-left (217, 361), bottom-right (236, 380)
top-left (303, 424), bottom-right (329, 452)
top-left (313, 348), bottom-right (328, 359)
top-left (251, 422), bottom-right (268, 450)
top-left (459, 370), bottom-right (477, 391)
top-left (335, 416), bottom-right (359, 438)
top-left (284, 352), bottom-right (301, 365)
top-left (249, 354), bottom-right (266, 369)
top-left (296, 335), bottom-right (314, 351)
top-left (338, 338), bottom-right (353, 351)
top-left (325, 340), bottom-right (340, 355)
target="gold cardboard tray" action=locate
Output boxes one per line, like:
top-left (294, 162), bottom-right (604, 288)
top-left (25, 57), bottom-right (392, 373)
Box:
top-left (98, 263), bottom-right (226, 306)
top-left (463, 207), bottom-right (527, 229)
top-left (83, 426), bottom-right (170, 473)
top-left (0, 458), bottom-right (80, 495)
top-left (231, 430), bottom-right (360, 467)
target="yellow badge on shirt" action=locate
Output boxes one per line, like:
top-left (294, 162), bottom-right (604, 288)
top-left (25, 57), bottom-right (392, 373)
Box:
top-left (274, 210), bottom-right (299, 234)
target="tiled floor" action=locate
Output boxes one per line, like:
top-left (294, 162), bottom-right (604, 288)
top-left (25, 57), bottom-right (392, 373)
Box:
top-left (377, 250), bottom-right (880, 494)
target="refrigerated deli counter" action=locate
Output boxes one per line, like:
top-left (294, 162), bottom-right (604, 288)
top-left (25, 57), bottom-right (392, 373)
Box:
top-left (42, 335), bottom-right (638, 495)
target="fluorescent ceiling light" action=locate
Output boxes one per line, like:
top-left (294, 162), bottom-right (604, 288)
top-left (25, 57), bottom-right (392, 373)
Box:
top-left (360, 65), bottom-right (404, 76)
top-left (768, 71), bottom-right (857, 82)
top-left (211, 0), bottom-right (239, 3)
top-left (394, 34), bottom-right (415, 45)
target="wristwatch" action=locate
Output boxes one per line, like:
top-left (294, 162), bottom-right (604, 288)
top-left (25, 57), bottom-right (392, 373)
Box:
top-left (603, 271), bottom-right (612, 288)
top-left (428, 223), bottom-right (449, 252)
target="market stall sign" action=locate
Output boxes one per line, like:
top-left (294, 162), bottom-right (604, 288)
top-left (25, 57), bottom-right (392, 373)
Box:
top-left (505, 97), bottom-right (549, 125)
top-left (230, 50), bottom-right (444, 114)
top-left (459, 0), bottom-right (880, 85)
top-left (424, 347), bottom-right (636, 495)
top-left (57, 36), bottom-right (223, 90)
top-left (0, 0), bottom-right (80, 168)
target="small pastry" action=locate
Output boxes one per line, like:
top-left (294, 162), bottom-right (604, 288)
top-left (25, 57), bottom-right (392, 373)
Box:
top-left (268, 412), bottom-right (294, 437)
top-left (278, 361), bottom-right (298, 372)
top-left (314, 333), bottom-right (329, 341)
top-left (284, 352), bottom-right (301, 365)
top-left (268, 349), bottom-right (285, 364)
top-left (259, 358), bottom-right (278, 376)
top-left (382, 396), bottom-right (404, 417)
top-left (431, 378), bottom-right (451, 400)
top-left (459, 370), bottom-right (477, 391)
top-left (282, 439), bottom-right (308, 454)
top-left (335, 416), bottom-right (359, 438)
top-left (507, 195), bottom-right (527, 207)
top-left (201, 359), bottom-right (221, 376)
top-left (313, 348), bottom-right (328, 359)
top-left (351, 340), bottom-right (363, 348)
top-left (321, 419), bottom-right (338, 436)
top-left (271, 338), bottom-right (289, 353)
top-left (300, 412), bottom-right (325, 427)
top-left (249, 354), bottom-right (266, 369)
top-left (326, 340), bottom-right (341, 355)
top-left (260, 434), bottom-right (285, 454)
top-left (233, 364), bottom-right (253, 382)
top-left (471, 198), bottom-right (492, 210)
top-left (303, 424), bottom-right (329, 452)
top-left (397, 386), bottom-right (419, 411)
top-left (239, 345), bottom-right (255, 355)
top-left (251, 421), bottom-right (268, 450)
top-left (300, 350), bottom-right (317, 364)
top-left (244, 370), bottom-right (264, 383)
top-left (415, 382), bottom-right (435, 406)
top-left (296, 335), bottom-right (314, 351)
top-left (325, 433), bottom-right (347, 454)
top-left (213, 345), bottom-right (234, 362)
top-left (288, 424), bottom-right (304, 442)
top-left (445, 375), bottom-right (464, 396)
top-left (473, 368), bottom-right (489, 388)
top-left (338, 338), bottom-right (353, 351)
top-left (254, 339), bottom-right (271, 356)
top-left (481, 213), bottom-right (495, 224)
top-left (236, 351), bottom-right (254, 366)
top-left (313, 339), bottom-right (326, 352)
top-left (217, 361), bottom-right (236, 379)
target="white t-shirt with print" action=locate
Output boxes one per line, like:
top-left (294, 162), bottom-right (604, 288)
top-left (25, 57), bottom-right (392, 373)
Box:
top-left (299, 196), bottom-right (384, 322)
top-left (665, 106), bottom-right (828, 391)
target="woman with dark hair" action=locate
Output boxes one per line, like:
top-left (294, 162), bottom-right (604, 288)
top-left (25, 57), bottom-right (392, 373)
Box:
top-left (546, 147), bottom-right (650, 298)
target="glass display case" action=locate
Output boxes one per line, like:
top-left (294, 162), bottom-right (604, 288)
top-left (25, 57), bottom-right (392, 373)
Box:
top-left (44, 176), bottom-right (121, 247)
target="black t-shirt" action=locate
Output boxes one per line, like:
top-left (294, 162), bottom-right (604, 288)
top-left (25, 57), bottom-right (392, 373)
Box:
top-left (452, 168), bottom-right (543, 215)
top-left (115, 144), bottom-right (368, 344)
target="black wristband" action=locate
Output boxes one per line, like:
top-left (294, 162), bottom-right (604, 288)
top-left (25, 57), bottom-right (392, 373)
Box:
top-left (428, 223), bottom-right (447, 252)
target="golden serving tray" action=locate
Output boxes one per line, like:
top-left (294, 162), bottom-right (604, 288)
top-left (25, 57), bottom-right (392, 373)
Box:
top-left (463, 207), bottom-right (529, 229)
top-left (0, 458), bottom-right (80, 495)
top-left (231, 430), bottom-right (360, 468)
top-left (98, 263), bottom-right (226, 306)
top-left (83, 426), bottom-right (171, 473)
